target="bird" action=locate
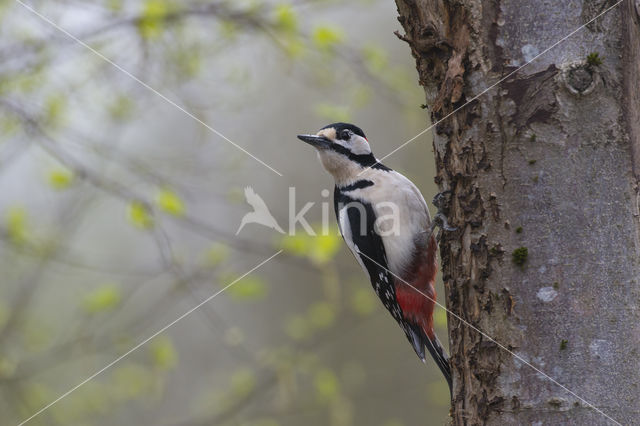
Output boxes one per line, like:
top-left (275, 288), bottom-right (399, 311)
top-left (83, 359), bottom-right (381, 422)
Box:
top-left (236, 186), bottom-right (285, 235)
top-left (297, 122), bottom-right (452, 391)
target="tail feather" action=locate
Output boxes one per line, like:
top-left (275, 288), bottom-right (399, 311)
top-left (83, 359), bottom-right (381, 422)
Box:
top-left (425, 334), bottom-right (452, 396)
top-left (403, 323), bottom-right (452, 395)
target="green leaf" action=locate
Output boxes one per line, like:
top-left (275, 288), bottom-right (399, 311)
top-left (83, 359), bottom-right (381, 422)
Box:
top-left (312, 25), bottom-right (344, 50)
top-left (25, 383), bottom-right (54, 410)
top-left (6, 206), bottom-right (28, 245)
top-left (362, 45), bottom-right (388, 72)
top-left (107, 0), bottom-right (123, 11)
top-left (314, 103), bottom-right (351, 123)
top-left (350, 288), bottom-right (376, 316)
top-left (279, 226), bottom-right (341, 266)
top-left (128, 201), bottom-right (154, 229)
top-left (219, 20), bottom-right (238, 40)
top-left (314, 368), bottom-right (339, 402)
top-left (48, 168), bottom-right (74, 190)
top-left (204, 243), bottom-right (230, 266)
top-left (309, 232), bottom-right (341, 265)
top-left (109, 95), bottom-right (134, 121)
top-left (156, 188), bottom-right (185, 216)
top-left (112, 363), bottom-right (153, 399)
top-left (83, 285), bottom-right (121, 314)
top-left (227, 276), bottom-right (267, 301)
top-left (307, 302), bottom-right (336, 330)
top-left (284, 315), bottom-right (310, 341)
top-left (433, 308), bottom-right (447, 328)
top-left (274, 4), bottom-right (298, 33)
top-left (44, 94), bottom-right (66, 127)
top-left (137, 0), bottom-right (173, 40)
top-left (230, 369), bottom-right (256, 398)
top-left (283, 38), bottom-right (305, 58)
top-left (150, 336), bottom-right (177, 370)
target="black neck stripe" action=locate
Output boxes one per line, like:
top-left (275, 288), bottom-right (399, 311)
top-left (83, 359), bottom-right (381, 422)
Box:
top-left (328, 144), bottom-right (392, 171)
top-left (339, 180), bottom-right (374, 192)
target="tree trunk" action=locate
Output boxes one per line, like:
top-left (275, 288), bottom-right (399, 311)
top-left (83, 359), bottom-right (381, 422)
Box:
top-left (394, 1), bottom-right (640, 424)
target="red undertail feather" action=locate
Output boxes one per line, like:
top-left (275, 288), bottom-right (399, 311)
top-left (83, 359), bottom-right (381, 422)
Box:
top-left (394, 236), bottom-right (438, 339)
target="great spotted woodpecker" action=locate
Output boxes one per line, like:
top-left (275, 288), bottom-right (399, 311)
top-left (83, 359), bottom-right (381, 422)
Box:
top-left (298, 123), bottom-right (452, 391)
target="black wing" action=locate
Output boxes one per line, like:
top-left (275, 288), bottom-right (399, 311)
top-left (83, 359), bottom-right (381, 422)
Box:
top-left (333, 188), bottom-right (405, 321)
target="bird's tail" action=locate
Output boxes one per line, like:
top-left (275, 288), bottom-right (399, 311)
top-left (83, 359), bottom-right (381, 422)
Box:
top-left (425, 333), bottom-right (452, 395)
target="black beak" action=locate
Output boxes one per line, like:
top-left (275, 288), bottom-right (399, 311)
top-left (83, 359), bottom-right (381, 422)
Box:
top-left (297, 134), bottom-right (331, 149)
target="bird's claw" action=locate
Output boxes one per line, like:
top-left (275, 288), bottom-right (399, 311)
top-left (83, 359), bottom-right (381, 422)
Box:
top-left (429, 191), bottom-right (457, 240)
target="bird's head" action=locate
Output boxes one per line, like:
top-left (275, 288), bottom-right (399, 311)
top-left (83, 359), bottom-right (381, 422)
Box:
top-left (297, 123), bottom-right (380, 183)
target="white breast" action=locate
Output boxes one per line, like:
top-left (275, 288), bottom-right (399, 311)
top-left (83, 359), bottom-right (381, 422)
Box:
top-left (342, 170), bottom-right (431, 276)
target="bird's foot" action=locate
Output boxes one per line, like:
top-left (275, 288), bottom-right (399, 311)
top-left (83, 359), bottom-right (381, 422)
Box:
top-left (429, 191), bottom-right (457, 239)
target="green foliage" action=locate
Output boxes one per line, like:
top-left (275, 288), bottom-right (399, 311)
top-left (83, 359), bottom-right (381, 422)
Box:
top-left (560, 339), bottom-right (568, 350)
top-left (47, 168), bottom-right (74, 190)
top-left (227, 276), bottom-right (267, 301)
top-left (112, 363), bottom-right (154, 399)
top-left (44, 94), bottom-right (66, 128)
top-left (128, 201), bottom-right (154, 229)
top-left (219, 20), bottom-right (238, 40)
top-left (312, 25), bottom-right (344, 50)
top-left (314, 368), bottom-right (340, 402)
top-left (512, 247), bottom-right (528, 267)
top-left (586, 52), bottom-right (603, 66)
top-left (150, 336), bottom-right (177, 370)
top-left (307, 301), bottom-right (336, 329)
top-left (314, 103), bottom-right (351, 122)
top-left (83, 285), bottom-right (122, 314)
top-left (279, 228), bottom-right (341, 266)
top-left (204, 243), bottom-right (230, 266)
top-left (284, 314), bottom-right (311, 340)
top-left (137, 0), bottom-right (174, 40)
top-left (362, 45), bottom-right (388, 73)
top-left (6, 206), bottom-right (28, 245)
top-left (173, 47), bottom-right (202, 78)
top-left (350, 287), bottom-right (376, 316)
top-left (24, 383), bottom-right (54, 412)
top-left (283, 38), bottom-right (305, 58)
top-left (230, 368), bottom-right (256, 398)
top-left (274, 4), bottom-right (298, 33)
top-left (156, 188), bottom-right (185, 216)
top-left (515, 226), bottom-right (523, 234)
top-left (107, 0), bottom-right (123, 11)
top-left (109, 95), bottom-right (135, 121)
top-left (433, 308), bottom-right (447, 329)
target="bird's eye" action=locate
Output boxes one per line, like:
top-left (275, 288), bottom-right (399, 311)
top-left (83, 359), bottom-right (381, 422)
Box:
top-left (340, 130), bottom-right (353, 140)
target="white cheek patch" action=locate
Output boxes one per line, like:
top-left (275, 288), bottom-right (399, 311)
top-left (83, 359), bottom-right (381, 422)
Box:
top-left (349, 136), bottom-right (372, 155)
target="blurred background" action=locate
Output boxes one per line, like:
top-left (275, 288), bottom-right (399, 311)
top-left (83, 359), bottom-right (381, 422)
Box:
top-left (0, 0), bottom-right (446, 424)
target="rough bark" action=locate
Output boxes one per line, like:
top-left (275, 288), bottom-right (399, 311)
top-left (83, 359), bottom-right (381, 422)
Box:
top-left (395, 1), bottom-right (640, 424)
